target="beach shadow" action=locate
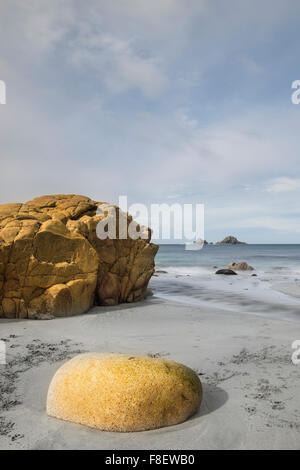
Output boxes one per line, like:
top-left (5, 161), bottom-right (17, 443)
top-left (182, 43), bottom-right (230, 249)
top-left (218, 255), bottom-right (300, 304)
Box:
top-left (142, 382), bottom-right (229, 436)
top-left (0, 296), bottom-right (167, 324)
top-left (38, 382), bottom-right (229, 447)
top-left (29, 381), bottom-right (229, 450)
top-left (0, 318), bottom-right (25, 324)
top-left (86, 295), bottom-right (167, 316)
top-left (196, 382), bottom-right (229, 419)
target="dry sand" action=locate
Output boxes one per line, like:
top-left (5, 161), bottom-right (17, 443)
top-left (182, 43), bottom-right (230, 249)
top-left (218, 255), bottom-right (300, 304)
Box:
top-left (0, 296), bottom-right (300, 450)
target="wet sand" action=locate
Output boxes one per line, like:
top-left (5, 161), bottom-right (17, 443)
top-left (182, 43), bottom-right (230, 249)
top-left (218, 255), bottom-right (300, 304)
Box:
top-left (0, 296), bottom-right (300, 450)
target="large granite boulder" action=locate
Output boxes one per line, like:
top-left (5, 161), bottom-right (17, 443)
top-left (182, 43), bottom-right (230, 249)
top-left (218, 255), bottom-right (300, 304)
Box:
top-left (0, 195), bottom-right (158, 319)
top-left (47, 353), bottom-right (202, 432)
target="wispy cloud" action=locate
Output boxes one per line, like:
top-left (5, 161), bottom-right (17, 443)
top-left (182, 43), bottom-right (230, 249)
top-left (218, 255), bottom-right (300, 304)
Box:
top-left (266, 177), bottom-right (300, 193)
top-left (70, 33), bottom-right (167, 98)
top-left (1, 0), bottom-right (300, 242)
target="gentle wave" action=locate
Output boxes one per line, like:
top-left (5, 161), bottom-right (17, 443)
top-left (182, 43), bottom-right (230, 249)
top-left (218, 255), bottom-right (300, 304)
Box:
top-left (151, 244), bottom-right (300, 321)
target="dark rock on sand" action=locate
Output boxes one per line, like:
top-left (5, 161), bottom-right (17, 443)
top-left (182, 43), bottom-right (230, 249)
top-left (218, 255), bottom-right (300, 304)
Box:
top-left (215, 269), bottom-right (237, 275)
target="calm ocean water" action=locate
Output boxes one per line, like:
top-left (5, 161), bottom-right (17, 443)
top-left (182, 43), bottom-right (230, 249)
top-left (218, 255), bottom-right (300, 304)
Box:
top-left (150, 244), bottom-right (300, 321)
top-left (155, 244), bottom-right (300, 273)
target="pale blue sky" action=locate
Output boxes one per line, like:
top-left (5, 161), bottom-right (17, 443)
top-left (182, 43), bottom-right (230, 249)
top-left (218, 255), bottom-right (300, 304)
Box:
top-left (1, 0), bottom-right (300, 242)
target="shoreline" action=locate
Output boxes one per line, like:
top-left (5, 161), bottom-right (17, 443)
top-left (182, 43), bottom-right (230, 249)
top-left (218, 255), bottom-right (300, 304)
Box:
top-left (151, 269), bottom-right (300, 323)
top-left (1, 296), bottom-right (300, 450)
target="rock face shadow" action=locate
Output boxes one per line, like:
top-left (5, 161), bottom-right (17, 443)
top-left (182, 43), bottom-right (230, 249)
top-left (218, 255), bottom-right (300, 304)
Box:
top-left (145, 382), bottom-right (229, 435)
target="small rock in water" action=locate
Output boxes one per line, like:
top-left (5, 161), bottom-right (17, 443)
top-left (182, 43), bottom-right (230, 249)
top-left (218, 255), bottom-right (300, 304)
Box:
top-left (228, 261), bottom-right (254, 271)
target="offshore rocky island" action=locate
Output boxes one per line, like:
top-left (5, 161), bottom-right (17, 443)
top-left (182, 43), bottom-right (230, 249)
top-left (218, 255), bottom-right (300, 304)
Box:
top-left (215, 236), bottom-right (247, 245)
top-left (200, 236), bottom-right (247, 246)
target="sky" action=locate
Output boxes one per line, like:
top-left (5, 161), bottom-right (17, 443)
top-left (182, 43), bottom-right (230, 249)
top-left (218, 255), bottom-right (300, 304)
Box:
top-left (0, 0), bottom-right (300, 243)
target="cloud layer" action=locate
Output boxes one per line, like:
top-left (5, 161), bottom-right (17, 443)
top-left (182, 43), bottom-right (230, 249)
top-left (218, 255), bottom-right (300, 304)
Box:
top-left (0, 0), bottom-right (300, 242)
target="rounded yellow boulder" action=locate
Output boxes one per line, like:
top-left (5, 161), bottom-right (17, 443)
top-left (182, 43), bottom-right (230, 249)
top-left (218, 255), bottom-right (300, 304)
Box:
top-left (46, 353), bottom-right (202, 432)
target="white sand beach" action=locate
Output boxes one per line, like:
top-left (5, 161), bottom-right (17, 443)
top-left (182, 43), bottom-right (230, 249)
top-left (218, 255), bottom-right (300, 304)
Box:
top-left (2, 0), bottom-right (300, 454)
top-left (1, 291), bottom-right (300, 450)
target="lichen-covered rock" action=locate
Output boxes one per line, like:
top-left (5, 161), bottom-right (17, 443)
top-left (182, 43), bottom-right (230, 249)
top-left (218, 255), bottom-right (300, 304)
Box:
top-left (0, 195), bottom-right (158, 318)
top-left (47, 353), bottom-right (202, 432)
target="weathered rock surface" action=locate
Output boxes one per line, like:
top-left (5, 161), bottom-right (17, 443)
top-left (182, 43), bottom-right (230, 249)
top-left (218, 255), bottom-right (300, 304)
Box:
top-left (47, 353), bottom-right (202, 432)
top-left (0, 195), bottom-right (158, 319)
top-left (228, 261), bottom-right (254, 271)
top-left (216, 236), bottom-right (247, 245)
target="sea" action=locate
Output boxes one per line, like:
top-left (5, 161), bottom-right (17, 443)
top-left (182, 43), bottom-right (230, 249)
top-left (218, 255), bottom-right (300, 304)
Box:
top-left (150, 244), bottom-right (300, 321)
